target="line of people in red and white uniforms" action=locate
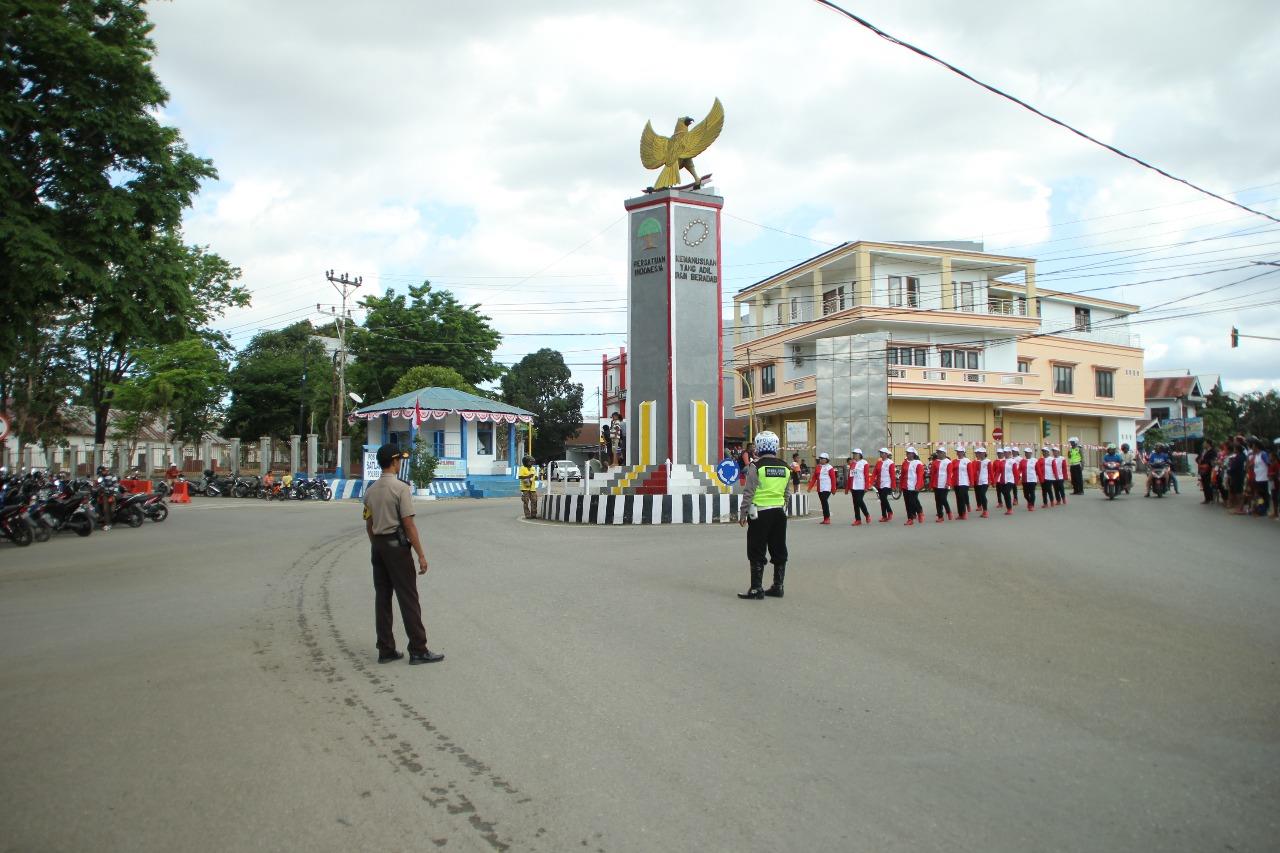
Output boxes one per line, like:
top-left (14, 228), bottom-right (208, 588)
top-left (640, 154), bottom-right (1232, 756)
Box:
top-left (819, 444), bottom-right (1071, 527)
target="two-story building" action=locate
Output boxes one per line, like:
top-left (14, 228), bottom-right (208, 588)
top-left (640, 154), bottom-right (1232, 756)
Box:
top-left (731, 240), bottom-right (1145, 464)
top-left (601, 348), bottom-right (627, 418)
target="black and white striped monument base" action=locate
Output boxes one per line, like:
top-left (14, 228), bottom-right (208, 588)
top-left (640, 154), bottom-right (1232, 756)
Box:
top-left (536, 493), bottom-right (808, 525)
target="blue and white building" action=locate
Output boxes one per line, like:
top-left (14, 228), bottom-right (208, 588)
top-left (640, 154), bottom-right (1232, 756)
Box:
top-left (352, 386), bottom-right (534, 498)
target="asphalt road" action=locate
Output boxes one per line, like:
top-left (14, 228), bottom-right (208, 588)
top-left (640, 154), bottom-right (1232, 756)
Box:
top-left (1, 489), bottom-right (1277, 852)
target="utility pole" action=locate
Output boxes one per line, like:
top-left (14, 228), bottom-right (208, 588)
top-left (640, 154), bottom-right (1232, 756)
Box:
top-left (318, 270), bottom-right (362, 473)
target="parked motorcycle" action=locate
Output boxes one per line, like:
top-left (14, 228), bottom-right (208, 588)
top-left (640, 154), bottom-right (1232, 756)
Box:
top-left (119, 490), bottom-right (168, 523)
top-left (206, 471), bottom-right (236, 497)
top-left (29, 480), bottom-right (94, 538)
top-left (0, 501), bottom-right (34, 546)
top-left (298, 476), bottom-right (332, 501)
top-left (1101, 461), bottom-right (1124, 500)
top-left (93, 476), bottom-right (143, 528)
top-left (232, 474), bottom-right (260, 499)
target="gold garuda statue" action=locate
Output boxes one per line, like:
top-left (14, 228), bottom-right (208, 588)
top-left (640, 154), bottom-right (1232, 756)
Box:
top-left (640, 97), bottom-right (724, 191)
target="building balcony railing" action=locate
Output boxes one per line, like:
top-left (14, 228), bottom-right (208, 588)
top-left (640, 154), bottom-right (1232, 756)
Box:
top-left (1054, 327), bottom-right (1142, 348)
top-left (887, 366), bottom-right (1041, 395)
top-left (735, 298), bottom-right (1036, 344)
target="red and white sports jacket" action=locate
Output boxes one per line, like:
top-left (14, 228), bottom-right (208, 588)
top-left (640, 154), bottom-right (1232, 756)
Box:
top-left (1052, 456), bottom-right (1066, 480)
top-left (844, 459), bottom-right (869, 492)
top-left (808, 463), bottom-right (837, 493)
top-left (997, 457), bottom-right (1021, 485)
top-left (954, 457), bottom-right (971, 487)
top-left (928, 458), bottom-right (955, 489)
top-left (969, 458), bottom-right (992, 486)
top-left (871, 459), bottom-right (896, 489)
top-left (1018, 457), bottom-right (1040, 484)
top-left (1034, 457), bottom-right (1049, 482)
top-left (899, 458), bottom-right (925, 491)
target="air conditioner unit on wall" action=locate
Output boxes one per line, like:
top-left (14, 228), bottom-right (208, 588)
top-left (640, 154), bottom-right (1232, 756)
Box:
top-left (792, 345), bottom-right (804, 368)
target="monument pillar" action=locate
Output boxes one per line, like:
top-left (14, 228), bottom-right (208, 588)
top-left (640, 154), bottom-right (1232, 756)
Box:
top-left (624, 187), bottom-right (723, 474)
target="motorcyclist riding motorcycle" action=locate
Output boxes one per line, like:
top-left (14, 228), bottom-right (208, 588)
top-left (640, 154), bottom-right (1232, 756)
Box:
top-left (1145, 444), bottom-right (1172, 497)
top-left (1099, 444), bottom-right (1124, 497)
top-left (1119, 443), bottom-right (1136, 493)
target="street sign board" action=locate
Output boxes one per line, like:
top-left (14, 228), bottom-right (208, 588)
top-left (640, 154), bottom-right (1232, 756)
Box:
top-left (992, 427), bottom-right (1004, 441)
top-left (716, 459), bottom-right (740, 486)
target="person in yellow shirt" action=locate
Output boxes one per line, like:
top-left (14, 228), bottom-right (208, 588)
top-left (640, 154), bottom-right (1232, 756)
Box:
top-left (517, 455), bottom-right (539, 519)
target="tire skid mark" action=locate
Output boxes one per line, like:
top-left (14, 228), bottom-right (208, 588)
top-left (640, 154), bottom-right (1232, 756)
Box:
top-left (282, 534), bottom-right (543, 853)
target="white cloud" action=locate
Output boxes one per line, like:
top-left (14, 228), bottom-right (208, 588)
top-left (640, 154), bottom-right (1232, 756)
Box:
top-left (145, 0), bottom-right (1280, 394)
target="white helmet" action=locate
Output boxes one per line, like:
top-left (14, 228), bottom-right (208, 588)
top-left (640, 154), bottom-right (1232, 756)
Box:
top-left (753, 430), bottom-right (780, 455)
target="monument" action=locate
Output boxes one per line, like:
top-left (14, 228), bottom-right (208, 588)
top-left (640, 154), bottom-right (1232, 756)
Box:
top-left (539, 100), bottom-right (806, 522)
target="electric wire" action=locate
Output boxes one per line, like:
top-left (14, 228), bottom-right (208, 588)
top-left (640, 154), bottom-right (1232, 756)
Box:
top-left (811, 0), bottom-right (1280, 225)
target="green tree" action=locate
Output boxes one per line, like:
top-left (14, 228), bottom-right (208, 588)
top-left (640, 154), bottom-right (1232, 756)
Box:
top-left (408, 442), bottom-right (438, 490)
top-left (500, 348), bottom-right (583, 461)
top-left (388, 365), bottom-right (476, 399)
top-left (0, 318), bottom-right (77, 448)
top-left (2, 0), bottom-right (215, 351)
top-left (1142, 423), bottom-right (1167, 448)
top-left (348, 282), bottom-right (502, 399)
top-left (111, 336), bottom-right (228, 459)
top-left (225, 322), bottom-right (334, 441)
top-left (1, 2), bottom-right (245, 443)
top-left (1200, 385), bottom-right (1239, 446)
top-left (70, 238), bottom-right (247, 444)
top-left (1238, 390), bottom-right (1280, 442)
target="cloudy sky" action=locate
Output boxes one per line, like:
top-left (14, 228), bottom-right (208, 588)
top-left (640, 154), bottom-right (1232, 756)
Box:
top-left (146, 0), bottom-right (1280, 402)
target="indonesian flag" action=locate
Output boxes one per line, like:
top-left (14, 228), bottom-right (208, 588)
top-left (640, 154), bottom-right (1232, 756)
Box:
top-left (413, 398), bottom-right (424, 427)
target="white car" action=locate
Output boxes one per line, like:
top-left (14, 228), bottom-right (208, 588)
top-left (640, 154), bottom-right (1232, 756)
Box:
top-left (548, 461), bottom-right (582, 482)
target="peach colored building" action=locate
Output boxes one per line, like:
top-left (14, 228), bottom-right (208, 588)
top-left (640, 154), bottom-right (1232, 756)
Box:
top-left (731, 240), bottom-right (1144, 465)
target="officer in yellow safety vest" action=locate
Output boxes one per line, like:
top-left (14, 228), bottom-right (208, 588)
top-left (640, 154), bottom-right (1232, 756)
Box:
top-left (738, 430), bottom-right (790, 600)
top-left (1067, 437), bottom-right (1085, 495)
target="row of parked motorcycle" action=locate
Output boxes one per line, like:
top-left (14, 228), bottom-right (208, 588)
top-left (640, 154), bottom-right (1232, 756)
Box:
top-left (187, 470), bottom-right (333, 502)
top-left (0, 467), bottom-right (169, 547)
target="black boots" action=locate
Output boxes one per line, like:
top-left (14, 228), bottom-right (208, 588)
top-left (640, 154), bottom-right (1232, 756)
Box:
top-left (738, 563), bottom-right (765, 600)
top-left (764, 562), bottom-right (786, 598)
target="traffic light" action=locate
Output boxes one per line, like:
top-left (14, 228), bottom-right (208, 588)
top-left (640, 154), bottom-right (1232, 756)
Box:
top-left (1041, 418), bottom-right (1051, 438)
top-left (1231, 327), bottom-right (1239, 348)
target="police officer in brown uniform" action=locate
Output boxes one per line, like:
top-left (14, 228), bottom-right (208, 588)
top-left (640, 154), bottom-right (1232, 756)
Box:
top-left (363, 444), bottom-right (444, 665)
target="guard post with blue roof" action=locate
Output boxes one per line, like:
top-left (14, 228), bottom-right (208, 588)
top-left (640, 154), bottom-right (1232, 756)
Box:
top-left (349, 387), bottom-right (535, 499)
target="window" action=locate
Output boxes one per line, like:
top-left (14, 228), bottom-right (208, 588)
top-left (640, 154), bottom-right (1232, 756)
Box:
top-left (1150, 406), bottom-right (1171, 422)
top-left (940, 349), bottom-right (979, 370)
top-left (1017, 360), bottom-right (1031, 374)
top-left (775, 302), bottom-right (784, 327)
top-left (477, 423), bottom-right (494, 455)
top-left (823, 287), bottom-right (846, 316)
top-left (496, 423), bottom-right (510, 460)
top-left (432, 430), bottom-right (445, 458)
top-left (1095, 369), bottom-right (1114, 398)
top-left (741, 371), bottom-right (752, 399)
top-left (951, 280), bottom-right (977, 311)
top-left (887, 346), bottom-right (927, 366)
top-left (790, 297), bottom-right (801, 322)
top-left (1074, 306), bottom-right (1092, 331)
top-left (1053, 364), bottom-right (1074, 395)
top-left (888, 276), bottom-right (919, 307)
top-left (760, 363), bottom-right (776, 395)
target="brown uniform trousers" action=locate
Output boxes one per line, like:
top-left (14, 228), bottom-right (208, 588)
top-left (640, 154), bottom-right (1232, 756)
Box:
top-left (370, 534), bottom-right (428, 655)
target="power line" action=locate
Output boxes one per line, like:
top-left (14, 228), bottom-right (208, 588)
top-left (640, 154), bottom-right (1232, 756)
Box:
top-left (811, 0), bottom-right (1280, 225)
